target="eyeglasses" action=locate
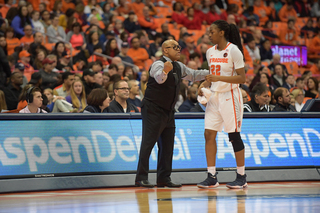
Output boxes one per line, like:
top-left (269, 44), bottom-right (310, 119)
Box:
top-left (116, 87), bottom-right (130, 90)
top-left (166, 44), bottom-right (181, 51)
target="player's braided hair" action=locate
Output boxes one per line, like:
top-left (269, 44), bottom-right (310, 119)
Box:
top-left (212, 20), bottom-right (244, 60)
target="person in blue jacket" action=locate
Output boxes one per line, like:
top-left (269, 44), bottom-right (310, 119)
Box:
top-left (11, 5), bottom-right (33, 39)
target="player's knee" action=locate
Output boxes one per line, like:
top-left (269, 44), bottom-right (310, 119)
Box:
top-left (228, 132), bottom-right (244, 152)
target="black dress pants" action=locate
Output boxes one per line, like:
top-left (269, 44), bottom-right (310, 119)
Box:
top-left (135, 99), bottom-right (175, 183)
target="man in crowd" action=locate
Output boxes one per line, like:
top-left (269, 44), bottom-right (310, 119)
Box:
top-left (127, 80), bottom-right (142, 109)
top-left (108, 80), bottom-right (139, 113)
top-left (273, 87), bottom-right (296, 112)
top-left (178, 87), bottom-right (198, 112)
top-left (39, 58), bottom-right (59, 89)
top-left (82, 68), bottom-right (102, 97)
top-left (53, 72), bottom-right (75, 97)
top-left (2, 72), bottom-right (23, 110)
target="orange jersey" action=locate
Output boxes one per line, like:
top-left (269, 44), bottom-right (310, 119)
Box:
top-left (20, 36), bottom-right (34, 46)
top-left (253, 5), bottom-right (271, 25)
top-left (278, 5), bottom-right (298, 22)
top-left (127, 47), bottom-right (149, 69)
top-left (279, 28), bottom-right (298, 45)
top-left (309, 36), bottom-right (320, 53)
top-left (310, 64), bottom-right (320, 76)
top-left (6, 38), bottom-right (21, 56)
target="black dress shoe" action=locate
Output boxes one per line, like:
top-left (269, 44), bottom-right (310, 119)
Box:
top-left (135, 180), bottom-right (154, 188)
top-left (157, 181), bottom-right (182, 188)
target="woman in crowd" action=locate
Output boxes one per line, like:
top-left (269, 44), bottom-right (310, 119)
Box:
top-left (305, 77), bottom-right (319, 99)
top-left (104, 38), bottom-right (119, 64)
top-left (33, 49), bottom-right (47, 70)
top-left (65, 79), bottom-right (87, 112)
top-left (40, 10), bottom-right (52, 30)
top-left (181, 7), bottom-right (202, 30)
top-left (83, 88), bottom-right (111, 113)
top-left (87, 30), bottom-right (105, 55)
top-left (291, 89), bottom-right (305, 112)
top-left (171, 2), bottom-right (185, 24)
top-left (11, 5), bottom-right (33, 38)
top-left (66, 22), bottom-right (87, 50)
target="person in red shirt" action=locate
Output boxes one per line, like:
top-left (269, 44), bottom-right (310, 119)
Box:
top-left (207, 3), bottom-right (221, 25)
top-left (171, 2), bottom-right (185, 24)
top-left (181, 7), bottom-right (202, 30)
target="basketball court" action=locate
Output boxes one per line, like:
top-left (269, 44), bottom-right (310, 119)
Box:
top-left (0, 181), bottom-right (319, 213)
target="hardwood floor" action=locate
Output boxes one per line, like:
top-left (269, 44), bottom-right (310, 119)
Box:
top-left (0, 181), bottom-right (319, 213)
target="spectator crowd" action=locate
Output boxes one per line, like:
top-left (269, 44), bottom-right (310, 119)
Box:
top-left (0, 0), bottom-right (319, 113)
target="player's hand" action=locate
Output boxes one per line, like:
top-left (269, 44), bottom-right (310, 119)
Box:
top-left (163, 61), bottom-right (173, 74)
top-left (205, 74), bottom-right (219, 82)
top-left (198, 80), bottom-right (210, 96)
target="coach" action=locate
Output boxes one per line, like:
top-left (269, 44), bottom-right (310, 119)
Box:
top-left (135, 39), bottom-right (209, 188)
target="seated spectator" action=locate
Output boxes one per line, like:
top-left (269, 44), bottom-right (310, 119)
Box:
top-left (206, 3), bottom-right (221, 25)
top-left (5, 27), bottom-right (20, 56)
top-left (127, 80), bottom-right (142, 110)
top-left (104, 38), bottom-right (120, 64)
top-left (40, 10), bottom-right (51, 30)
top-left (243, 6), bottom-right (259, 26)
top-left (117, 42), bottom-right (134, 67)
top-left (260, 72), bottom-right (275, 94)
top-left (272, 87), bottom-right (296, 112)
top-left (11, 5), bottom-right (33, 39)
top-left (140, 70), bottom-right (149, 96)
top-left (300, 18), bottom-right (315, 38)
top-left (39, 58), bottom-right (59, 89)
top-left (0, 90), bottom-right (7, 112)
top-left (18, 50), bottom-right (34, 82)
top-left (279, 19), bottom-right (298, 45)
top-left (83, 88), bottom-right (110, 113)
top-left (29, 72), bottom-right (43, 89)
top-left (309, 28), bottom-right (320, 55)
top-left (56, 52), bottom-right (73, 72)
top-left (19, 87), bottom-right (47, 113)
top-left (47, 15), bottom-right (67, 44)
top-left (32, 49), bottom-right (47, 71)
top-left (268, 54), bottom-right (288, 75)
top-left (82, 68), bottom-right (102, 97)
top-left (107, 64), bottom-right (119, 77)
top-left (61, 0), bottom-right (75, 14)
top-left (310, 59), bottom-right (320, 76)
top-left (181, 37), bottom-right (202, 63)
top-left (311, 0), bottom-right (320, 17)
top-left (94, 72), bottom-right (103, 86)
top-left (0, 36), bottom-right (8, 56)
top-left (3, 72), bottom-right (23, 110)
top-left (171, 2), bottom-right (185, 24)
top-left (52, 42), bottom-right (67, 60)
top-left (253, 0), bottom-right (271, 25)
top-left (14, 62), bottom-right (28, 88)
top-left (245, 34), bottom-right (261, 62)
top-left (148, 33), bottom-right (162, 59)
top-left (244, 83), bottom-right (271, 112)
top-left (130, 0), bottom-right (145, 18)
top-left (305, 77), bottom-right (319, 99)
top-left (259, 39), bottom-right (273, 63)
top-left (66, 22), bottom-right (86, 50)
top-left (290, 77), bottom-right (306, 94)
top-left (87, 30), bottom-right (105, 55)
top-left (123, 11), bottom-right (141, 34)
top-left (278, 0), bottom-right (298, 22)
top-left (138, 6), bottom-right (158, 38)
top-left (127, 37), bottom-right (149, 69)
top-left (43, 88), bottom-right (55, 112)
top-left (84, 0), bottom-right (103, 17)
top-left (108, 80), bottom-right (139, 113)
top-left (283, 74), bottom-right (296, 90)
top-left (31, 11), bottom-right (44, 34)
top-left (53, 72), bottom-right (74, 98)
top-left (51, 1), bottom-right (63, 18)
top-left (181, 7), bottom-right (202, 30)
top-left (0, 0), bottom-right (13, 18)
top-left (159, 23), bottom-right (173, 42)
top-left (102, 72), bottom-right (110, 89)
top-left (117, 0), bottom-right (133, 16)
top-left (192, 2), bottom-right (207, 24)
top-left (261, 20), bottom-right (278, 41)
top-left (291, 89), bottom-right (305, 112)
top-left (271, 64), bottom-right (286, 88)
top-left (29, 32), bottom-right (48, 59)
top-left (178, 87), bottom-right (198, 112)
top-left (65, 79), bottom-right (87, 112)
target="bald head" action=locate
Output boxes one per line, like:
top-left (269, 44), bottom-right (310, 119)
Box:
top-left (162, 39), bottom-right (181, 61)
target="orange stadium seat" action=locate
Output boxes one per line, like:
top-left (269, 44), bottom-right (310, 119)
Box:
top-left (155, 6), bottom-right (173, 18)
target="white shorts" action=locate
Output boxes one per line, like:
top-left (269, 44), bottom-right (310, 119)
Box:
top-left (205, 87), bottom-right (243, 133)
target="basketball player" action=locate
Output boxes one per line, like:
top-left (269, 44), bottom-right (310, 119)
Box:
top-left (197, 20), bottom-right (247, 189)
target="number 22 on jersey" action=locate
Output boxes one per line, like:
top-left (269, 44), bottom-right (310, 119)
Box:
top-left (210, 65), bottom-right (221, 76)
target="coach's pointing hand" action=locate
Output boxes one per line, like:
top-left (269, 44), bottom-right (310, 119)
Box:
top-left (163, 61), bottom-right (173, 74)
